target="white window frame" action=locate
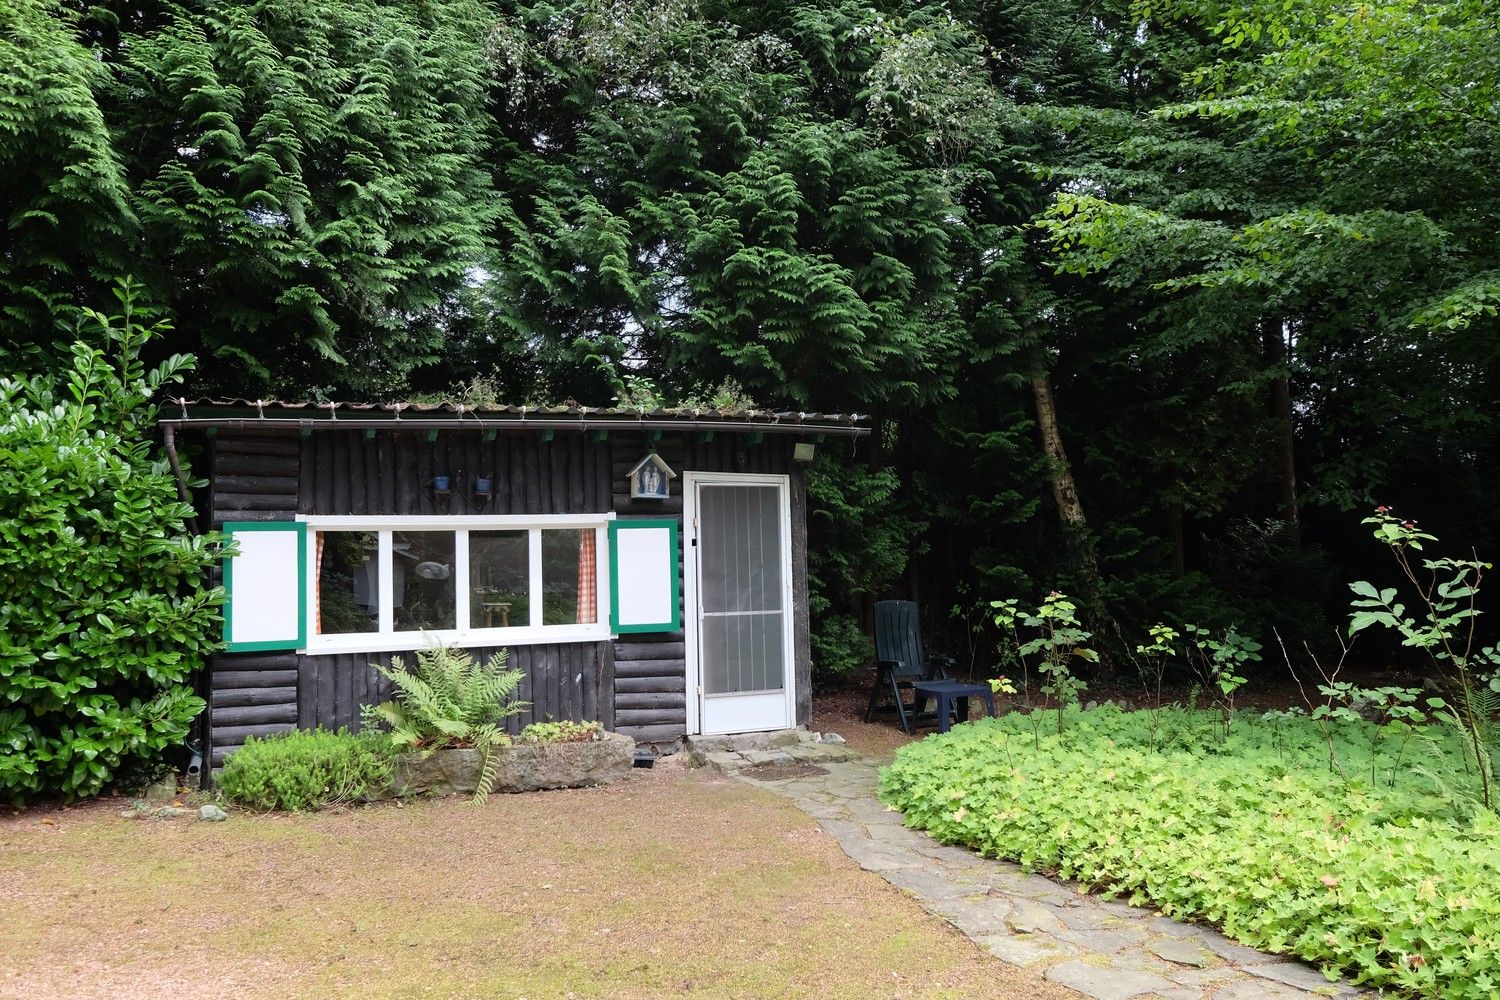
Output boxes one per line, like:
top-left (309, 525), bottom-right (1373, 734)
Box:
top-left (299, 513), bottom-right (614, 655)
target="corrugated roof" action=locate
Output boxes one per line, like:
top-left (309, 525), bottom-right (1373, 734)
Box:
top-left (160, 397), bottom-right (869, 435)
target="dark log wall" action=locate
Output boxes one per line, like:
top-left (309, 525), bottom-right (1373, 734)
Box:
top-left (205, 426), bottom-right (811, 763)
top-left (300, 428), bottom-right (610, 515)
top-left (206, 433), bottom-right (302, 765)
top-left (297, 644), bottom-right (613, 734)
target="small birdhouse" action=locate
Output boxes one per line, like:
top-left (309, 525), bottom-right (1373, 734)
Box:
top-left (627, 453), bottom-right (676, 500)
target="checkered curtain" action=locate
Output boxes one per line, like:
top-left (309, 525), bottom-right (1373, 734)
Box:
top-left (576, 530), bottom-right (597, 624)
top-left (314, 532), bottom-right (325, 634)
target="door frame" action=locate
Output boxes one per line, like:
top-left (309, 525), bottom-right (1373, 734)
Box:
top-left (683, 471), bottom-right (797, 735)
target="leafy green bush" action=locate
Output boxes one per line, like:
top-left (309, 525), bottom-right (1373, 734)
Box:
top-left (516, 720), bottom-right (602, 745)
top-left (881, 706), bottom-right (1499, 998)
top-left (0, 281), bottom-right (221, 803)
top-left (809, 613), bottom-right (874, 684)
top-left (218, 728), bottom-right (396, 812)
top-left (361, 645), bottom-right (525, 803)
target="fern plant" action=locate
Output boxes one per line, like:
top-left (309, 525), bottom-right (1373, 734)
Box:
top-left (360, 645), bottom-right (526, 804)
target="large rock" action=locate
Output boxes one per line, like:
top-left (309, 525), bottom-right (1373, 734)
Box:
top-left (392, 731), bottom-right (636, 797)
top-left (143, 776), bottom-right (179, 802)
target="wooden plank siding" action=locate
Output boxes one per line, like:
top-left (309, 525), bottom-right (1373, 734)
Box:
top-left (204, 426), bottom-right (811, 764)
top-left (207, 434), bottom-right (302, 764)
top-left (293, 644), bottom-right (612, 734)
top-left (300, 429), bottom-right (611, 515)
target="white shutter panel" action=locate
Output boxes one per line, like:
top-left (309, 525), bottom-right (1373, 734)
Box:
top-left (223, 522), bottom-right (307, 651)
top-left (608, 519), bottom-right (679, 633)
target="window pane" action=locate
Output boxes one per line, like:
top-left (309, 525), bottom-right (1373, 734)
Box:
top-left (541, 529), bottom-right (597, 626)
top-left (393, 531), bottom-right (456, 631)
top-left (315, 531), bottom-right (380, 635)
top-left (470, 530), bottom-right (528, 628)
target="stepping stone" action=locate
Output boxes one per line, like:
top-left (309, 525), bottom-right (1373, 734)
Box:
top-left (840, 839), bottom-right (916, 873)
top-left (913, 841), bottom-right (981, 866)
top-left (1215, 980), bottom-right (1333, 1000)
top-left (1149, 937), bottom-right (1218, 968)
top-left (1146, 915), bottom-right (1205, 938)
top-left (1053, 925), bottom-right (1152, 954)
top-left (741, 749), bottom-right (794, 766)
top-left (1248, 961), bottom-right (1356, 994)
top-left (884, 866), bottom-right (988, 900)
top-left (976, 933), bottom-right (1075, 968)
top-left (816, 817), bottom-right (864, 843)
top-left (1164, 965), bottom-right (1241, 990)
top-left (1197, 928), bottom-right (1287, 966)
top-left (788, 797), bottom-right (844, 819)
top-left (1006, 900), bottom-right (1067, 935)
top-left (703, 751), bottom-right (743, 772)
top-left (927, 896), bottom-right (1015, 935)
top-left (1044, 959), bottom-right (1175, 1000)
top-left (1048, 901), bottom-right (1139, 931)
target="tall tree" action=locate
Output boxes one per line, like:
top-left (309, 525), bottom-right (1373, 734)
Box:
top-left (1039, 0), bottom-right (1500, 557)
top-left (42, 0), bottom-right (504, 395)
top-left (0, 0), bottom-right (134, 364)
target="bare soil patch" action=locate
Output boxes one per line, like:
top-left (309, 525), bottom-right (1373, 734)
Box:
top-left (812, 687), bottom-right (924, 761)
top-left (0, 764), bottom-right (1077, 1000)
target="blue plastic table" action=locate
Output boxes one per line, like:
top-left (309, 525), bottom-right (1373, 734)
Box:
top-left (911, 680), bottom-right (996, 733)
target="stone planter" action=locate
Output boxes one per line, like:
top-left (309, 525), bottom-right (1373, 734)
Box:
top-left (392, 731), bottom-right (636, 797)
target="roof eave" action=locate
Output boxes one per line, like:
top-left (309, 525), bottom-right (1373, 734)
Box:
top-left (157, 411), bottom-right (869, 438)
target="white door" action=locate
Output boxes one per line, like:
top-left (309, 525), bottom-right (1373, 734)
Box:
top-left (685, 473), bottom-right (795, 735)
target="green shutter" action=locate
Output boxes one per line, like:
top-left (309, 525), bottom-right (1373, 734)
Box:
top-left (223, 521), bottom-right (307, 652)
top-left (608, 519), bottom-right (680, 633)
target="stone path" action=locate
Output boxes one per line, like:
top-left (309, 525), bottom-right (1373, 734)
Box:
top-left (721, 754), bottom-right (1368, 1000)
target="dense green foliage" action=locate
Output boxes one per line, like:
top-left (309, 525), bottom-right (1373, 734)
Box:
top-left (3, 0), bottom-right (497, 392)
top-left (218, 727), bottom-right (396, 811)
top-left (5, 0), bottom-right (1497, 678)
top-left (0, 282), bottom-right (219, 802)
top-left (881, 706), bottom-right (1500, 998)
top-left (361, 645), bottom-right (525, 802)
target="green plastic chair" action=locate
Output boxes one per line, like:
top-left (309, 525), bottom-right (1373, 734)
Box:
top-left (863, 600), bottom-right (954, 733)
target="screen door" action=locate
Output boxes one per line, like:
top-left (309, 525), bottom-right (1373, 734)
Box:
top-left (690, 475), bottom-right (794, 734)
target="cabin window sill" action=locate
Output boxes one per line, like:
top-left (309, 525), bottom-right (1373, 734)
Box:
top-left (300, 625), bottom-right (612, 656)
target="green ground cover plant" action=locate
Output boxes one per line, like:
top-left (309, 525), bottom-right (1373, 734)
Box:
top-left (516, 720), bottom-right (603, 744)
top-left (880, 706), bottom-right (1498, 998)
top-left (218, 728), bottom-right (396, 812)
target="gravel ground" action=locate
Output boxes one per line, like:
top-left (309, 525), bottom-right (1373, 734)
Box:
top-left (0, 762), bottom-right (1079, 1000)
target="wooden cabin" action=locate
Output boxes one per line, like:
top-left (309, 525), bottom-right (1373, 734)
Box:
top-left (160, 399), bottom-right (868, 768)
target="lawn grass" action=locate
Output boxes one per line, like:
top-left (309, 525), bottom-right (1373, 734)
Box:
top-left (0, 764), bottom-right (1078, 1000)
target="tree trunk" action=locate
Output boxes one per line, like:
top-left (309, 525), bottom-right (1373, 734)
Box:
top-left (1167, 500), bottom-right (1185, 578)
top-left (1031, 371), bottom-right (1088, 533)
top-left (1030, 366), bottom-right (1110, 676)
top-left (1263, 317), bottom-right (1300, 549)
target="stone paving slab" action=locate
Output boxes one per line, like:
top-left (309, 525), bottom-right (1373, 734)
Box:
top-left (726, 754), bottom-right (1371, 1000)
